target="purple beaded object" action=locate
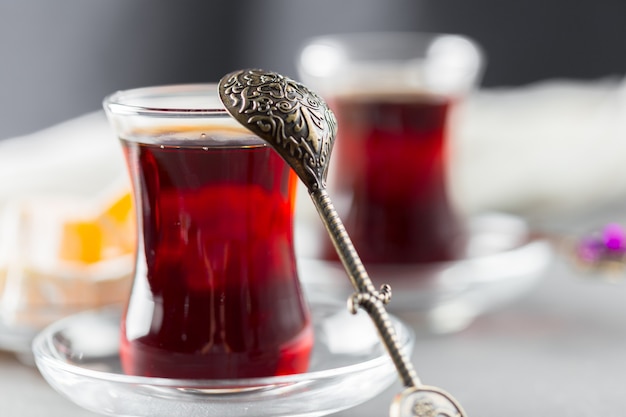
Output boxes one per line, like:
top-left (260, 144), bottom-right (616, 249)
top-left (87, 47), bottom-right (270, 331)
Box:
top-left (575, 223), bottom-right (626, 275)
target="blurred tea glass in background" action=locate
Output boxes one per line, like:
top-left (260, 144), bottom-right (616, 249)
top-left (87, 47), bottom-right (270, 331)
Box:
top-left (298, 32), bottom-right (483, 264)
top-left (296, 32), bottom-right (553, 332)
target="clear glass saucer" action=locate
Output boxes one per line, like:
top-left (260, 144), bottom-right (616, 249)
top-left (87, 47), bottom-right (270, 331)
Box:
top-left (0, 301), bottom-right (127, 364)
top-left (32, 298), bottom-right (414, 417)
top-left (298, 212), bottom-right (554, 333)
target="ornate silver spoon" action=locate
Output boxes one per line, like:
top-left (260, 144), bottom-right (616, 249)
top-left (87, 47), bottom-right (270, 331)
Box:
top-left (218, 68), bottom-right (466, 417)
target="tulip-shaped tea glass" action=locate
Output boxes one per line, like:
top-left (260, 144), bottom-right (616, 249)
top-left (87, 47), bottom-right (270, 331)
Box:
top-left (297, 33), bottom-right (551, 333)
top-left (103, 84), bottom-right (312, 379)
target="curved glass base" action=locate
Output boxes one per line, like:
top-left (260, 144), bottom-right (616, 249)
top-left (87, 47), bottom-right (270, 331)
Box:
top-left (298, 213), bottom-right (554, 334)
top-left (33, 298), bottom-right (414, 417)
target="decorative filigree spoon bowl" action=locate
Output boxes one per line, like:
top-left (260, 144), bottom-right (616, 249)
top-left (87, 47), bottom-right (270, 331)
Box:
top-left (218, 69), bottom-right (466, 417)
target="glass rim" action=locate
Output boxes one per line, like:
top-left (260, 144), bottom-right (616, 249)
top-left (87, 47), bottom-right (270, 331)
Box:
top-left (103, 83), bottom-right (229, 118)
top-left (300, 30), bottom-right (482, 50)
top-left (297, 30), bottom-right (484, 95)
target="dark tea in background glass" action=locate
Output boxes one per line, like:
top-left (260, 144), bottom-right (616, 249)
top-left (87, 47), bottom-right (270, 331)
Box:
top-left (329, 92), bottom-right (464, 263)
top-left (104, 86), bottom-right (312, 379)
top-left (298, 32), bottom-right (483, 266)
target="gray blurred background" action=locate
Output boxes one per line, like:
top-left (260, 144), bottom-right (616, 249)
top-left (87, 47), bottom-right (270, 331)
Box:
top-left (2, 0), bottom-right (626, 140)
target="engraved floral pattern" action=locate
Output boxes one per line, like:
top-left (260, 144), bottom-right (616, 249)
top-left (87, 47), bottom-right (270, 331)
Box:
top-left (412, 399), bottom-right (437, 417)
top-left (219, 69), bottom-right (337, 190)
top-left (412, 397), bottom-right (461, 417)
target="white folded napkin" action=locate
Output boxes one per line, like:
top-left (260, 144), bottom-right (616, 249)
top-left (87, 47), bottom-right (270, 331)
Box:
top-left (451, 77), bottom-right (626, 217)
top-left (0, 111), bottom-right (127, 201)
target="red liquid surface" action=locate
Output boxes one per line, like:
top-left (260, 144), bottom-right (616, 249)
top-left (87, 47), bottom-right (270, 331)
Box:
top-left (328, 93), bottom-right (466, 264)
top-left (120, 130), bottom-right (312, 379)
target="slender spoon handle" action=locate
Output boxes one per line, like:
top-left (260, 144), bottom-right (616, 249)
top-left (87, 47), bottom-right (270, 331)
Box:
top-left (310, 188), bottom-right (421, 389)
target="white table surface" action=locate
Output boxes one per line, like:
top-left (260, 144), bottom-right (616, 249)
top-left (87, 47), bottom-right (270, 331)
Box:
top-left (3, 252), bottom-right (626, 417)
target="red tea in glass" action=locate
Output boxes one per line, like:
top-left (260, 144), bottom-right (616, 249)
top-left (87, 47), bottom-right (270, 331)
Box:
top-left (327, 92), bottom-right (466, 264)
top-left (298, 32), bottom-right (482, 266)
top-left (114, 123), bottom-right (312, 379)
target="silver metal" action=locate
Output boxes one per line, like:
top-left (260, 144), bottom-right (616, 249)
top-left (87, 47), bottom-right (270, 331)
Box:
top-left (219, 69), bottom-right (335, 193)
top-left (218, 68), bottom-right (466, 417)
top-left (390, 386), bottom-right (466, 417)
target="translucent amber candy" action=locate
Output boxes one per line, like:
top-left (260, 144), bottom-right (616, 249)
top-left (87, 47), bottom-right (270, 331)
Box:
top-left (0, 188), bottom-right (135, 329)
